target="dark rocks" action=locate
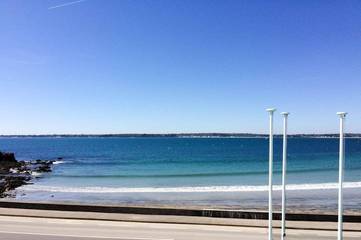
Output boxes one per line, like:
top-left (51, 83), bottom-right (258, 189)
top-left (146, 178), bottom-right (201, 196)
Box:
top-left (0, 176), bottom-right (31, 198)
top-left (0, 152), bottom-right (21, 172)
top-left (0, 152), bottom-right (16, 162)
top-left (0, 152), bottom-right (54, 197)
top-left (30, 160), bottom-right (54, 173)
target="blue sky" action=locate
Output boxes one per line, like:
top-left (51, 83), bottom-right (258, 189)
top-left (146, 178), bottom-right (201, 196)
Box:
top-left (1, 0), bottom-right (360, 134)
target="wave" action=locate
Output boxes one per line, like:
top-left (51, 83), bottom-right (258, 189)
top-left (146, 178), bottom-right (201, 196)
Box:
top-left (53, 160), bottom-right (65, 165)
top-left (20, 181), bottom-right (361, 193)
top-left (50, 172), bottom-right (267, 178)
top-left (49, 167), bottom-right (361, 179)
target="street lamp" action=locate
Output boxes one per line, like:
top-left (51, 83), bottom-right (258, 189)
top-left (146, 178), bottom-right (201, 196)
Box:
top-left (266, 108), bottom-right (276, 240)
top-left (337, 112), bottom-right (347, 240)
top-left (281, 112), bottom-right (289, 240)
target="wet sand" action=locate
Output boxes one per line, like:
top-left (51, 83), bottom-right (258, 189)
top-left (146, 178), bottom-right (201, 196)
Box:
top-left (11, 187), bottom-right (361, 215)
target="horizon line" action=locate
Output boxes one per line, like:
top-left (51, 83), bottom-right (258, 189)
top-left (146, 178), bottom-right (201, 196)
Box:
top-left (0, 133), bottom-right (360, 137)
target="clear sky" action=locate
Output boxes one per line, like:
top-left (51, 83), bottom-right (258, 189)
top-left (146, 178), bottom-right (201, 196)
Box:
top-left (1, 0), bottom-right (360, 134)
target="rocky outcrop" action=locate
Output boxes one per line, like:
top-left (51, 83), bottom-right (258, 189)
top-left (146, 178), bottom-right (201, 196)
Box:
top-left (0, 152), bottom-right (54, 197)
top-left (0, 152), bottom-right (20, 171)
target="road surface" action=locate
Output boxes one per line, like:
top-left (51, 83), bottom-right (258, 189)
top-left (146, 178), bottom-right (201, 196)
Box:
top-left (0, 215), bottom-right (360, 240)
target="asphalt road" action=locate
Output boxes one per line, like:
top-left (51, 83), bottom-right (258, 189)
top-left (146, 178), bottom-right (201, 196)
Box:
top-left (0, 215), bottom-right (360, 240)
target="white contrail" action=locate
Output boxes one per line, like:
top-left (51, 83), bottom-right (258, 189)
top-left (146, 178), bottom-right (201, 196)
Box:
top-left (48, 0), bottom-right (87, 10)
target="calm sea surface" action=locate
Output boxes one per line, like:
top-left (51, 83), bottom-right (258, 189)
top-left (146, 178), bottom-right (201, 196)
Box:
top-left (1, 137), bottom-right (361, 210)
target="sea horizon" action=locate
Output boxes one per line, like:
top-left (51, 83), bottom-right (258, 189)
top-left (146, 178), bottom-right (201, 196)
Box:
top-left (1, 133), bottom-right (361, 138)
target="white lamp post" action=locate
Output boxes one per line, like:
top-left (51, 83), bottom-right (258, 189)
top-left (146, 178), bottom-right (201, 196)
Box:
top-left (281, 112), bottom-right (289, 240)
top-left (337, 112), bottom-right (347, 240)
top-left (266, 108), bottom-right (276, 240)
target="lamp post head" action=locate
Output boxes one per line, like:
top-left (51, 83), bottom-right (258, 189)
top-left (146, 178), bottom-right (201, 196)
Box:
top-left (337, 112), bottom-right (347, 118)
top-left (266, 108), bottom-right (276, 113)
top-left (281, 112), bottom-right (290, 116)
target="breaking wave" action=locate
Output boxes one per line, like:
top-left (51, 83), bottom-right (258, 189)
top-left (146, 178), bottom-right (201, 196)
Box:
top-left (20, 181), bottom-right (361, 193)
top-left (53, 160), bottom-right (65, 165)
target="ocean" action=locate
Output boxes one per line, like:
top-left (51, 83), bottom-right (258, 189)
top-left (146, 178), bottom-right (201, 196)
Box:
top-left (1, 137), bottom-right (360, 211)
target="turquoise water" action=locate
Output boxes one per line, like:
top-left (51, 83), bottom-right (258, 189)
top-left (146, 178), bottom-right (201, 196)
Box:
top-left (1, 137), bottom-right (361, 208)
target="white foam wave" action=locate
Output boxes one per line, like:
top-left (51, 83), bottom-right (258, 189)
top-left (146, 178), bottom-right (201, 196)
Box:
top-left (53, 160), bottom-right (65, 165)
top-left (20, 181), bottom-right (361, 193)
top-left (9, 168), bottom-right (18, 174)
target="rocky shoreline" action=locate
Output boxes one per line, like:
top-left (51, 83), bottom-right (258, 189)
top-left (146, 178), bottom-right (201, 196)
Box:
top-left (0, 152), bottom-right (54, 197)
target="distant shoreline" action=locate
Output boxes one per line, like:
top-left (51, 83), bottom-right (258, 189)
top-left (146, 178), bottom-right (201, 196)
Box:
top-left (0, 133), bottom-right (361, 138)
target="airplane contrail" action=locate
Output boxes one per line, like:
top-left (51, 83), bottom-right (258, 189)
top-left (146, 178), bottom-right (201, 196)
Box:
top-left (48, 0), bottom-right (87, 10)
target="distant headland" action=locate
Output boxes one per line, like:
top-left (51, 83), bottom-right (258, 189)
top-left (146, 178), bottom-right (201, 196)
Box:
top-left (0, 133), bottom-right (360, 138)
